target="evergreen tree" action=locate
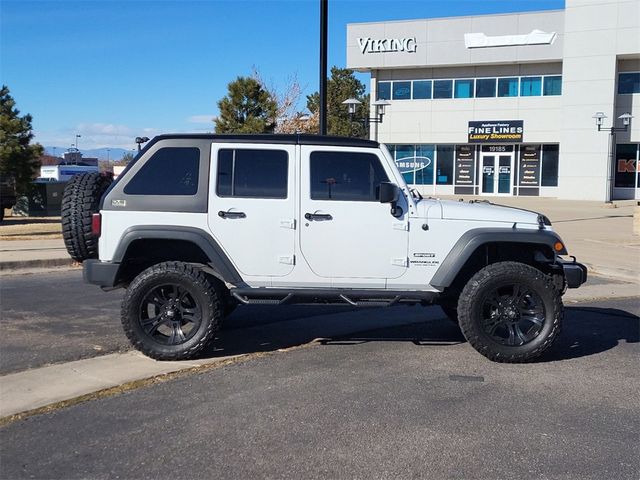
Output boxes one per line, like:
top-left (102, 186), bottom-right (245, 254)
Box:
top-left (0, 85), bottom-right (43, 193)
top-left (215, 77), bottom-right (277, 133)
top-left (307, 67), bottom-right (369, 138)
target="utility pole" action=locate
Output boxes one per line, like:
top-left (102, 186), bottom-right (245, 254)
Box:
top-left (319, 0), bottom-right (328, 136)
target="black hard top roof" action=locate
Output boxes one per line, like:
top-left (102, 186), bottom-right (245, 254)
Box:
top-left (151, 133), bottom-right (379, 148)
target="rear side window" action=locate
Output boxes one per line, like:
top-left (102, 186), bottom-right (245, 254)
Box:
top-left (217, 149), bottom-right (288, 198)
top-left (310, 151), bottom-right (389, 201)
top-left (124, 147), bottom-right (200, 195)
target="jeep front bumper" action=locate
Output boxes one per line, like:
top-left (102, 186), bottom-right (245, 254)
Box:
top-left (83, 259), bottom-right (120, 288)
top-left (558, 257), bottom-right (588, 288)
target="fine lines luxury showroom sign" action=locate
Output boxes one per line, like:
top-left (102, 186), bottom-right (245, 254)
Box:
top-left (468, 121), bottom-right (524, 143)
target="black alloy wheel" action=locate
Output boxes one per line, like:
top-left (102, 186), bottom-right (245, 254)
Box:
top-left (480, 283), bottom-right (545, 346)
top-left (457, 261), bottom-right (563, 363)
top-left (139, 283), bottom-right (203, 346)
top-left (121, 261), bottom-right (222, 360)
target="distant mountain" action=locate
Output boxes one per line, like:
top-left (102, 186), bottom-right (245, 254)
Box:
top-left (44, 147), bottom-right (135, 161)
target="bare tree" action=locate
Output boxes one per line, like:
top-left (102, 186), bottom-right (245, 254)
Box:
top-left (251, 67), bottom-right (315, 134)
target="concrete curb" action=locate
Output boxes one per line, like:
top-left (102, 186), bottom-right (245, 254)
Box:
top-left (0, 257), bottom-right (74, 271)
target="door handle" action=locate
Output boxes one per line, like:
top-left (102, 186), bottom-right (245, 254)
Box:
top-left (218, 210), bottom-right (246, 219)
top-left (304, 212), bottom-right (333, 221)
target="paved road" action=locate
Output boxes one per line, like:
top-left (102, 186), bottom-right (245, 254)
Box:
top-left (1, 297), bottom-right (638, 479)
top-left (0, 270), bottom-right (362, 374)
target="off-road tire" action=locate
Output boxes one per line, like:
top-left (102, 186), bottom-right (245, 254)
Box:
top-left (61, 172), bottom-right (112, 262)
top-left (121, 261), bottom-right (222, 361)
top-left (457, 261), bottom-right (562, 363)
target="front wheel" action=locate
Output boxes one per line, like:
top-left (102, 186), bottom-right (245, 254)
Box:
top-left (121, 261), bottom-right (222, 360)
top-left (457, 261), bottom-right (562, 363)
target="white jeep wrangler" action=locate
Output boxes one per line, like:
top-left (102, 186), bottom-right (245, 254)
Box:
top-left (62, 134), bottom-right (586, 363)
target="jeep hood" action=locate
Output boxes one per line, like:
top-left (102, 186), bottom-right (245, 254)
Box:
top-left (425, 199), bottom-right (542, 225)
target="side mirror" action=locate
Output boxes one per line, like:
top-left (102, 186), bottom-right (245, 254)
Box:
top-left (378, 182), bottom-right (399, 204)
top-left (378, 182), bottom-right (403, 218)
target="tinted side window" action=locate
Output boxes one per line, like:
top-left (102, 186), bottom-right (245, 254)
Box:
top-left (217, 149), bottom-right (288, 198)
top-left (310, 152), bottom-right (389, 201)
top-left (124, 147), bottom-right (200, 195)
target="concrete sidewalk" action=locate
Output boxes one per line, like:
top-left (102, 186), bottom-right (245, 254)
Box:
top-left (0, 238), bottom-right (74, 271)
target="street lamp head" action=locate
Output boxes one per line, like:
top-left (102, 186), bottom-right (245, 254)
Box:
top-left (618, 113), bottom-right (633, 127)
top-left (372, 100), bottom-right (391, 117)
top-left (592, 111), bottom-right (607, 127)
top-left (342, 98), bottom-right (361, 116)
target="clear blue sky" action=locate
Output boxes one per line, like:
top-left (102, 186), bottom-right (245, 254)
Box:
top-left (1, 0), bottom-right (564, 150)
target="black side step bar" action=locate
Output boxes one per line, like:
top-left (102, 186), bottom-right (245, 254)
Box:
top-left (230, 288), bottom-right (439, 307)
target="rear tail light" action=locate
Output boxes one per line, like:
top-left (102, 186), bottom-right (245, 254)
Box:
top-left (92, 213), bottom-right (102, 237)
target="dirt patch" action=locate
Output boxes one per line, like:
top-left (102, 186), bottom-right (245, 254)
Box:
top-left (0, 215), bottom-right (62, 240)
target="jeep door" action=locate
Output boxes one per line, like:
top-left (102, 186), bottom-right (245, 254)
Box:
top-left (299, 146), bottom-right (409, 282)
top-left (208, 144), bottom-right (296, 278)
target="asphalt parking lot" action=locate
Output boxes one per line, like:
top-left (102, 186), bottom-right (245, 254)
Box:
top-left (1, 273), bottom-right (638, 479)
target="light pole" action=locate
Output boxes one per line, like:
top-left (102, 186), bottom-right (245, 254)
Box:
top-left (342, 98), bottom-right (391, 141)
top-left (107, 148), bottom-right (111, 163)
top-left (75, 134), bottom-right (81, 149)
top-left (135, 136), bottom-right (150, 152)
top-left (593, 112), bottom-right (633, 202)
top-left (319, 0), bottom-right (328, 135)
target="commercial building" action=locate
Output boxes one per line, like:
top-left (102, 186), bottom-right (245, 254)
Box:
top-left (346, 0), bottom-right (640, 201)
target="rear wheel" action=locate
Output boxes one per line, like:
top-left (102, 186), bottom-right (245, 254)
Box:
top-left (61, 172), bottom-right (112, 261)
top-left (121, 261), bottom-right (222, 360)
top-left (457, 261), bottom-right (562, 363)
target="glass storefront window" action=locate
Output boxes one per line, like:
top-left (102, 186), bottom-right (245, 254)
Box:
top-left (476, 78), bottom-right (497, 98)
top-left (413, 80), bottom-right (432, 99)
top-left (414, 145), bottom-right (435, 185)
top-left (377, 82), bottom-right (391, 100)
top-left (520, 77), bottom-right (542, 96)
top-left (497, 77), bottom-right (519, 97)
top-left (618, 73), bottom-right (640, 94)
top-left (454, 79), bottom-right (474, 98)
top-left (615, 144), bottom-right (639, 188)
top-left (392, 81), bottom-right (411, 100)
top-left (388, 144), bottom-right (435, 185)
top-left (541, 145), bottom-right (559, 186)
top-left (543, 76), bottom-right (562, 96)
top-left (433, 80), bottom-right (453, 99)
top-left (436, 146), bottom-right (454, 184)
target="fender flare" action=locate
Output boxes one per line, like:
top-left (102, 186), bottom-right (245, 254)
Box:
top-left (430, 228), bottom-right (566, 289)
top-left (113, 225), bottom-right (244, 285)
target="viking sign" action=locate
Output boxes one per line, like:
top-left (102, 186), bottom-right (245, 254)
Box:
top-left (358, 37), bottom-right (417, 54)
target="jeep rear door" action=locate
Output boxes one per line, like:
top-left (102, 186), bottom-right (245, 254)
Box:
top-left (299, 146), bottom-right (409, 282)
top-left (208, 144), bottom-right (296, 278)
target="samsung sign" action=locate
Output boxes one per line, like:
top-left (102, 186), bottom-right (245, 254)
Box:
top-left (358, 37), bottom-right (417, 54)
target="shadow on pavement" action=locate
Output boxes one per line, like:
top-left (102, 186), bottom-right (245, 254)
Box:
top-left (543, 306), bottom-right (639, 362)
top-left (200, 304), bottom-right (639, 363)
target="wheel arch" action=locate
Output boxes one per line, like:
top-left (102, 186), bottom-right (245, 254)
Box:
top-left (113, 226), bottom-right (243, 286)
top-left (431, 228), bottom-right (566, 291)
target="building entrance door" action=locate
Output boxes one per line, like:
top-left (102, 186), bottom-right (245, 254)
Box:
top-left (480, 146), bottom-right (514, 195)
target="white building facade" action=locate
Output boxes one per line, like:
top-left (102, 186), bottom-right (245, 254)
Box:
top-left (346, 0), bottom-right (640, 201)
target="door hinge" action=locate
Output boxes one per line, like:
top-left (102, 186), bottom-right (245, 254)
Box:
top-left (393, 222), bottom-right (409, 231)
top-left (391, 257), bottom-right (409, 267)
top-left (280, 219), bottom-right (296, 229)
top-left (278, 255), bottom-right (295, 265)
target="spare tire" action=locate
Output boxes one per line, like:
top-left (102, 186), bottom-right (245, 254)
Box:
top-left (61, 172), bottom-right (113, 262)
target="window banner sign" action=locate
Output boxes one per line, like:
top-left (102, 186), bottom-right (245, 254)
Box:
top-left (454, 145), bottom-right (476, 194)
top-left (518, 145), bottom-right (540, 196)
top-left (468, 120), bottom-right (524, 143)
